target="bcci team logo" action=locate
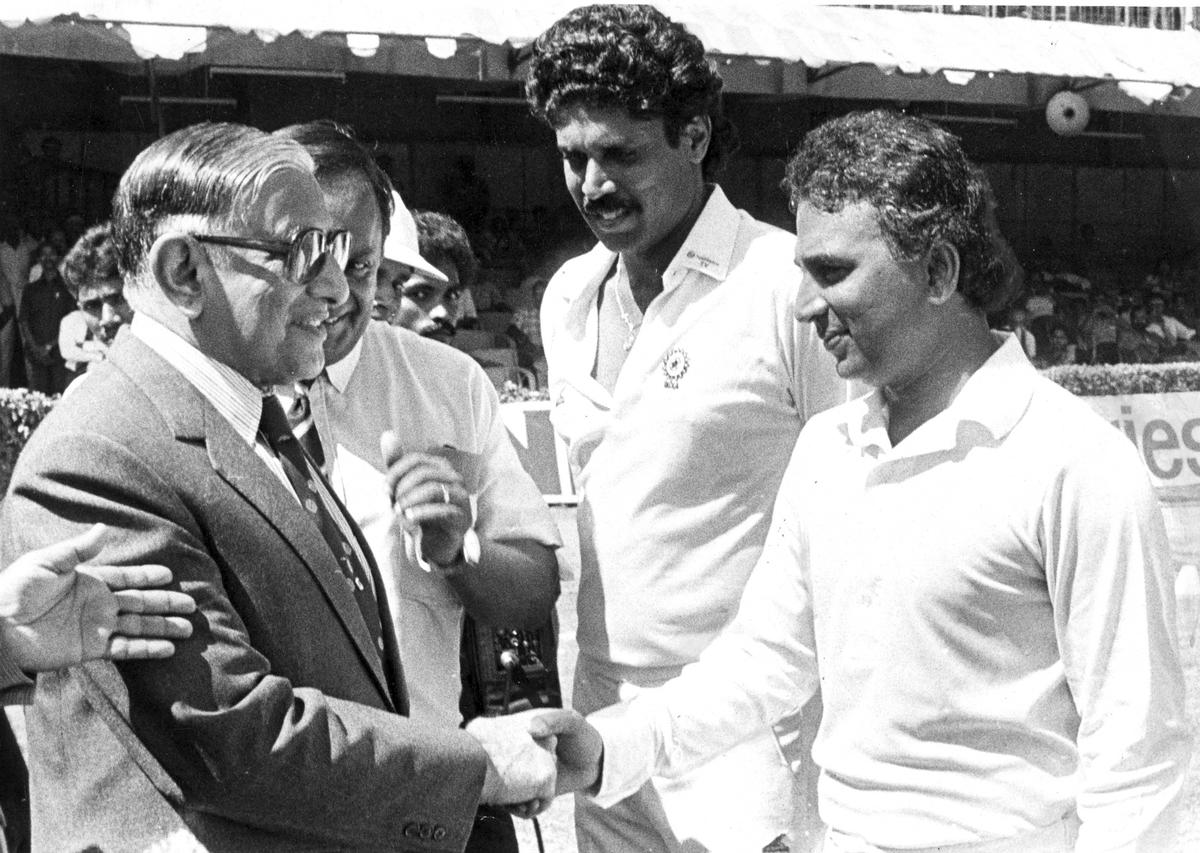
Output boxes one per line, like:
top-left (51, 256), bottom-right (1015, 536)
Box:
top-left (662, 347), bottom-right (690, 389)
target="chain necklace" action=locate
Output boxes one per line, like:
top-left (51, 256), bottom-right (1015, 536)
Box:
top-left (614, 278), bottom-right (643, 352)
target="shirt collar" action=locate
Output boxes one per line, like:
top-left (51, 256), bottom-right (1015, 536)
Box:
top-left (556, 184), bottom-right (741, 305)
top-left (130, 312), bottom-right (264, 448)
top-left (842, 333), bottom-right (1035, 458)
top-left (324, 329), bottom-right (368, 393)
top-left (659, 185), bottom-right (737, 291)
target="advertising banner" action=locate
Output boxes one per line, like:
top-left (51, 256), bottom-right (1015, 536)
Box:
top-left (1081, 392), bottom-right (1200, 565)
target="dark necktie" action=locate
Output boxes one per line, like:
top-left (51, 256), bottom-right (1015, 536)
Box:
top-left (258, 395), bottom-right (387, 658)
top-left (286, 380), bottom-right (326, 470)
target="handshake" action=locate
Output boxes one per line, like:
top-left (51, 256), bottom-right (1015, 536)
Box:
top-left (465, 709), bottom-right (605, 815)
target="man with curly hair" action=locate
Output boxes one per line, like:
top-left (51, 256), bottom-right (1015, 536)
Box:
top-left (59, 222), bottom-right (134, 375)
top-left (527, 5), bottom-right (847, 851)
top-left (530, 109), bottom-right (1191, 853)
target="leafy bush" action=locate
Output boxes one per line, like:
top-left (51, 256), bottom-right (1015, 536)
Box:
top-left (497, 380), bottom-right (550, 404)
top-left (0, 388), bottom-right (57, 496)
top-left (1042, 362), bottom-right (1200, 396)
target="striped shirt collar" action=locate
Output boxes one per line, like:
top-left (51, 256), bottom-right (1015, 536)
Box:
top-left (130, 312), bottom-right (263, 448)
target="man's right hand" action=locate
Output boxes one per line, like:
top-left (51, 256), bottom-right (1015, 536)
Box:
top-left (465, 714), bottom-right (557, 805)
top-left (524, 708), bottom-right (604, 796)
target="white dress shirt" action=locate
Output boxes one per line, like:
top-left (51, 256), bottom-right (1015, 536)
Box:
top-left (594, 334), bottom-right (1190, 852)
top-left (307, 321), bottom-right (561, 728)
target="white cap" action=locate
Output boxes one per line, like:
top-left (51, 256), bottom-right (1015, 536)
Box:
top-left (383, 190), bottom-right (447, 282)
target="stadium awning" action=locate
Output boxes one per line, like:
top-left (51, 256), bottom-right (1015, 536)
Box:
top-left (4, 2), bottom-right (1200, 110)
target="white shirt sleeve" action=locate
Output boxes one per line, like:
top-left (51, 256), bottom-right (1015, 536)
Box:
top-left (1165, 315), bottom-right (1195, 342)
top-left (1042, 444), bottom-right (1191, 851)
top-left (590, 440), bottom-right (821, 805)
top-left (468, 362), bottom-right (561, 547)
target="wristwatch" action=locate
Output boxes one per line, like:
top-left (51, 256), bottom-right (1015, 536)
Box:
top-left (429, 526), bottom-right (481, 577)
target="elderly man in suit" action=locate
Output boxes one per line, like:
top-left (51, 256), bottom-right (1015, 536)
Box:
top-left (0, 122), bottom-right (553, 852)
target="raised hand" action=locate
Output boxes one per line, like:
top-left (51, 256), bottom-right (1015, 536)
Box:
top-left (466, 714), bottom-right (558, 805)
top-left (0, 524), bottom-right (195, 670)
top-left (381, 431), bottom-right (472, 565)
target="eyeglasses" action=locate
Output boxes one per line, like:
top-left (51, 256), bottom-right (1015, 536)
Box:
top-left (192, 228), bottom-right (352, 285)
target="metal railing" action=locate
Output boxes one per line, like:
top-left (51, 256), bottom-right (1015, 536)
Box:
top-left (870, 6), bottom-right (1200, 30)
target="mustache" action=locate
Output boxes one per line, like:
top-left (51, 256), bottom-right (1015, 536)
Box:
top-left (582, 196), bottom-right (637, 217)
top-left (421, 318), bottom-right (457, 338)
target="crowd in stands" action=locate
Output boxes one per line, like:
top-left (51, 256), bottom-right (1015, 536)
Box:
top-left (4, 197), bottom-right (1199, 398)
top-left (993, 240), bottom-right (1200, 369)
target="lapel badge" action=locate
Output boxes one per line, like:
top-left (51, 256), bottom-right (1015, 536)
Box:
top-left (662, 347), bottom-right (690, 389)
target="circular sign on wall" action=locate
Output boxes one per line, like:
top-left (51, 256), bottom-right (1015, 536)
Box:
top-left (1046, 90), bottom-right (1090, 136)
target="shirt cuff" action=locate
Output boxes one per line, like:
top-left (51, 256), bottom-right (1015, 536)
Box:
top-left (587, 700), bottom-right (662, 808)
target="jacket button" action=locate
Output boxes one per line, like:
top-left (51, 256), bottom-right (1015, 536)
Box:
top-left (402, 823), bottom-right (419, 838)
top-left (432, 826), bottom-right (447, 841)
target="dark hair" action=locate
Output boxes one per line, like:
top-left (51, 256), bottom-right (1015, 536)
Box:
top-left (784, 110), bottom-right (1013, 313)
top-left (526, 4), bottom-right (737, 181)
top-left (413, 210), bottom-right (478, 290)
top-left (61, 222), bottom-right (120, 298)
top-left (274, 120), bottom-right (395, 238)
top-left (111, 122), bottom-right (312, 284)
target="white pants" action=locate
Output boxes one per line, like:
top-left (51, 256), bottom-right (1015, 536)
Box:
top-left (823, 815), bottom-right (1079, 853)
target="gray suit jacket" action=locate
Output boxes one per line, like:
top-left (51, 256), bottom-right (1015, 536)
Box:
top-left (1, 333), bottom-right (488, 852)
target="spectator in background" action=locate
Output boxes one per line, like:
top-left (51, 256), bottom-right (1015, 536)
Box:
top-left (1146, 292), bottom-right (1194, 355)
top-left (510, 275), bottom-right (548, 349)
top-left (0, 216), bottom-right (34, 314)
top-left (59, 223), bottom-right (133, 378)
top-left (1081, 300), bottom-right (1120, 364)
top-left (399, 210), bottom-right (479, 342)
top-left (371, 194), bottom-right (455, 329)
top-left (1145, 256), bottom-right (1178, 292)
top-left (1023, 280), bottom-right (1055, 320)
top-left (1171, 291), bottom-right (1197, 331)
top-left (1118, 304), bottom-right (1163, 364)
top-left (18, 243), bottom-right (73, 394)
top-left (1006, 305), bottom-right (1037, 359)
top-left (1035, 323), bottom-right (1078, 368)
top-left (0, 232), bottom-right (15, 388)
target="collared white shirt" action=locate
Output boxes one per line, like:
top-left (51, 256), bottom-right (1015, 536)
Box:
top-left (541, 185), bottom-right (849, 674)
top-left (594, 334), bottom-right (1190, 851)
top-left (307, 321), bottom-right (561, 727)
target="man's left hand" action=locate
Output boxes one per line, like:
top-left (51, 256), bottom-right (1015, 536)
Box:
top-left (0, 523), bottom-right (196, 670)
top-left (381, 431), bottom-right (472, 565)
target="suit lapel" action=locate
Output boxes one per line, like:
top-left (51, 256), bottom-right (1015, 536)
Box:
top-left (107, 336), bottom-right (397, 712)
